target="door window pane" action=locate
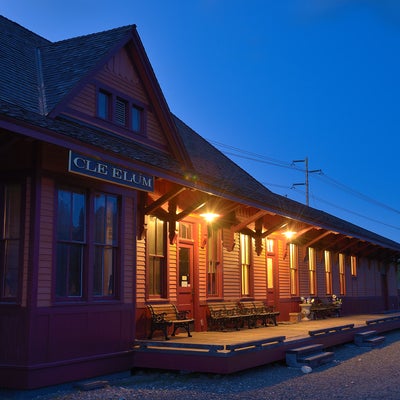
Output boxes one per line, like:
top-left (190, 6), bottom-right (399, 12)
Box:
top-left (179, 247), bottom-right (190, 287)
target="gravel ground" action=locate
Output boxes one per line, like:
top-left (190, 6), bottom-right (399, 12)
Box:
top-left (2, 330), bottom-right (400, 400)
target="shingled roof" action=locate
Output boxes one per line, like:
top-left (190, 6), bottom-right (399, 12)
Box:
top-left (1, 15), bottom-right (399, 253)
top-left (40, 24), bottom-right (134, 114)
top-left (0, 16), bottom-right (49, 113)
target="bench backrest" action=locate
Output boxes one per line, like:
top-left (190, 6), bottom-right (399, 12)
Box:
top-left (208, 302), bottom-right (241, 316)
top-left (147, 304), bottom-right (178, 321)
top-left (238, 301), bottom-right (257, 314)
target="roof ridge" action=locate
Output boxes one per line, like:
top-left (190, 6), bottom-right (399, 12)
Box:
top-left (0, 15), bottom-right (51, 44)
top-left (45, 24), bottom-right (136, 47)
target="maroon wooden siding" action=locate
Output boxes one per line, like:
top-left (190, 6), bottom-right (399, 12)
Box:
top-left (0, 142), bottom-right (139, 389)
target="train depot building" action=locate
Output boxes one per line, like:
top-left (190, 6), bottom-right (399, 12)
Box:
top-left (1, 16), bottom-right (400, 389)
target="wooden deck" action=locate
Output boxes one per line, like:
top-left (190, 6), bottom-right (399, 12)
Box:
top-left (132, 313), bottom-right (400, 374)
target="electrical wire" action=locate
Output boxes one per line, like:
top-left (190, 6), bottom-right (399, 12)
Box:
top-left (207, 138), bottom-right (400, 229)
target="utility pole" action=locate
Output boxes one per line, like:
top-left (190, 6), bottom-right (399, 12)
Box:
top-left (292, 157), bottom-right (321, 206)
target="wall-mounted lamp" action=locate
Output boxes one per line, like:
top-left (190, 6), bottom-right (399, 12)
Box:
top-left (283, 230), bottom-right (296, 240)
top-left (200, 212), bottom-right (220, 223)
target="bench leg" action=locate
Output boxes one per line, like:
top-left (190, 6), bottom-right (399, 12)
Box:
top-left (147, 326), bottom-right (155, 340)
top-left (172, 322), bottom-right (192, 337)
top-left (148, 322), bottom-right (170, 340)
top-left (258, 315), bottom-right (267, 326)
top-left (162, 325), bottom-right (170, 340)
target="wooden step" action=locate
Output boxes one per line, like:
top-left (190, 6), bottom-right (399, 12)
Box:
top-left (356, 335), bottom-right (385, 347)
top-left (286, 344), bottom-right (324, 356)
top-left (299, 351), bottom-right (335, 368)
top-left (354, 331), bottom-right (385, 347)
top-left (286, 344), bottom-right (333, 368)
top-left (355, 330), bottom-right (377, 338)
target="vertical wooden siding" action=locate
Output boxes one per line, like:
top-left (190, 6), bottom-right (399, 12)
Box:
top-left (222, 234), bottom-right (240, 300)
top-left (66, 48), bottom-right (169, 149)
top-left (136, 238), bottom-right (146, 304)
top-left (168, 242), bottom-right (177, 302)
top-left (253, 241), bottom-right (266, 299)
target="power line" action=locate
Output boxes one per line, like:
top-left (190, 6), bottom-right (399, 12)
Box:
top-left (289, 186), bottom-right (400, 232)
top-left (207, 138), bottom-right (400, 223)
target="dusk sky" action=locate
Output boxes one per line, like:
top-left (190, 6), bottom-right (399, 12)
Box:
top-left (3, 1), bottom-right (400, 243)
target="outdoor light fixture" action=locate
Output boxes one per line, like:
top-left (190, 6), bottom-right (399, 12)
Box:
top-left (283, 230), bottom-right (296, 240)
top-left (200, 212), bottom-right (220, 223)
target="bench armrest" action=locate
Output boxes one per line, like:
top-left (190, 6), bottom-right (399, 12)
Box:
top-left (177, 310), bottom-right (190, 320)
top-left (152, 312), bottom-right (168, 323)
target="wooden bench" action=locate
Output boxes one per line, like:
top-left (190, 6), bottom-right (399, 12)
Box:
top-left (311, 302), bottom-right (341, 319)
top-left (237, 301), bottom-right (259, 328)
top-left (147, 303), bottom-right (194, 340)
top-left (207, 302), bottom-right (242, 331)
top-left (252, 301), bottom-right (280, 326)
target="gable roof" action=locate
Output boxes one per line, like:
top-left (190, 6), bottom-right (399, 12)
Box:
top-left (1, 16), bottom-right (399, 255)
top-left (0, 16), bottom-right (192, 167)
top-left (40, 24), bottom-right (134, 114)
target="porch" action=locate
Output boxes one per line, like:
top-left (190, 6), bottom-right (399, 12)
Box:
top-left (132, 312), bottom-right (400, 374)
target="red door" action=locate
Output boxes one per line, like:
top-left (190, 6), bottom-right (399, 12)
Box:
top-left (177, 242), bottom-right (194, 317)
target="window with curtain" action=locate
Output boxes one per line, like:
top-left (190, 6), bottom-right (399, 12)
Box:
top-left (324, 250), bottom-right (332, 295)
top-left (339, 253), bottom-right (346, 295)
top-left (240, 233), bottom-right (252, 296)
top-left (351, 255), bottom-right (357, 277)
top-left (147, 216), bottom-right (166, 297)
top-left (266, 239), bottom-right (275, 289)
top-left (308, 247), bottom-right (317, 295)
top-left (289, 243), bottom-right (298, 296)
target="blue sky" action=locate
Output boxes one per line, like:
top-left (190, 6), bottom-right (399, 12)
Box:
top-left (3, 0), bottom-right (400, 242)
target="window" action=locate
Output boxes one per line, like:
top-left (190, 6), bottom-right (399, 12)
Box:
top-left (308, 247), bottom-right (317, 295)
top-left (240, 234), bottom-right (252, 296)
top-left (97, 88), bottom-right (144, 135)
top-left (266, 238), bottom-right (274, 253)
top-left (93, 194), bottom-right (119, 297)
top-left (266, 239), bottom-right (275, 289)
top-left (267, 258), bottom-right (274, 289)
top-left (207, 228), bottom-right (221, 297)
top-left (98, 90), bottom-right (111, 120)
top-left (289, 243), bottom-right (298, 295)
top-left (0, 183), bottom-right (22, 301)
top-left (56, 189), bottom-right (86, 298)
top-left (131, 105), bottom-right (142, 132)
top-left (351, 255), bottom-right (357, 277)
top-left (148, 216), bottom-right (166, 297)
top-left (339, 253), bottom-right (346, 295)
top-left (179, 221), bottom-right (193, 240)
top-left (115, 98), bottom-right (127, 126)
top-left (324, 250), bottom-right (332, 295)
top-left (55, 187), bottom-right (120, 300)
